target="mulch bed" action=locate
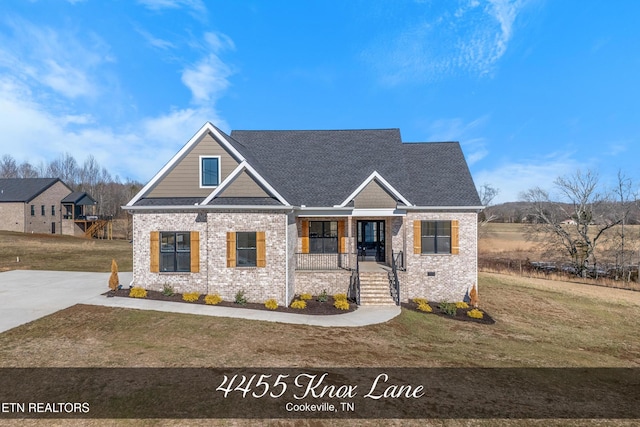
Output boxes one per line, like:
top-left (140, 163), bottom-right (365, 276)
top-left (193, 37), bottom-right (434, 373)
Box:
top-left (401, 301), bottom-right (496, 324)
top-left (105, 289), bottom-right (357, 315)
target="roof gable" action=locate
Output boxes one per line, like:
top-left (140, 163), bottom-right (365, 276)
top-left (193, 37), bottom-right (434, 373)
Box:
top-left (337, 171), bottom-right (412, 208)
top-left (127, 122), bottom-right (246, 206)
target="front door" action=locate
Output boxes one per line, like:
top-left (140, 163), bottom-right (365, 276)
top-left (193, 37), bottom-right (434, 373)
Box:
top-left (357, 220), bottom-right (385, 262)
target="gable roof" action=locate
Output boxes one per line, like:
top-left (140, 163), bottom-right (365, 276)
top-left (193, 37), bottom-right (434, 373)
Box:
top-left (0, 178), bottom-right (66, 203)
top-left (128, 124), bottom-right (482, 209)
top-left (61, 192), bottom-right (97, 205)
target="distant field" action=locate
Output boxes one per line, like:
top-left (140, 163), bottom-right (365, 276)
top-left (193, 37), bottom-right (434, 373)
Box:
top-left (0, 231), bottom-right (132, 272)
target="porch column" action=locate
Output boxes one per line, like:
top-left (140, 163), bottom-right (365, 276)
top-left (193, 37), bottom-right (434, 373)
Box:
top-left (347, 216), bottom-right (353, 254)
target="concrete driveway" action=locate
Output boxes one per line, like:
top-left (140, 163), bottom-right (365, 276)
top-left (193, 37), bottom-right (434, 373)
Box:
top-left (0, 270), bottom-right (132, 333)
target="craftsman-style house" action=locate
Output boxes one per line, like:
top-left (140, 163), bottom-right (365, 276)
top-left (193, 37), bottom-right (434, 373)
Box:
top-left (125, 122), bottom-right (483, 306)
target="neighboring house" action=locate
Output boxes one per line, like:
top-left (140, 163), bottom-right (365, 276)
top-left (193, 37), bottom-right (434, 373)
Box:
top-left (125, 122), bottom-right (483, 306)
top-left (0, 178), bottom-right (72, 234)
top-left (0, 178), bottom-right (106, 238)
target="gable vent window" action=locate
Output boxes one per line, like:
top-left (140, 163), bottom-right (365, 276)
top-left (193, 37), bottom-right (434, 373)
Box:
top-left (200, 156), bottom-right (220, 187)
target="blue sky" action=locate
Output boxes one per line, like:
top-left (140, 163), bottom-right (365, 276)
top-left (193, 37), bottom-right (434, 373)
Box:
top-left (1, 0), bottom-right (638, 203)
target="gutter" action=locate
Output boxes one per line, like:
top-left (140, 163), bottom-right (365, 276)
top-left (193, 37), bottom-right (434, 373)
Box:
top-left (122, 205), bottom-right (294, 212)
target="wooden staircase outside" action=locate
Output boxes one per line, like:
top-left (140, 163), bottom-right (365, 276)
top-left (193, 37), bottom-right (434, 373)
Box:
top-left (84, 219), bottom-right (113, 239)
top-left (358, 271), bottom-right (396, 306)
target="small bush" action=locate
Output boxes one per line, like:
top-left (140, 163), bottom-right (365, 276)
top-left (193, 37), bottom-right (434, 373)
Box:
top-left (316, 289), bottom-right (328, 303)
top-left (439, 302), bottom-right (457, 316)
top-left (417, 302), bottom-right (432, 313)
top-left (290, 299), bottom-right (306, 309)
top-left (235, 290), bottom-right (247, 305)
top-left (162, 284), bottom-right (174, 296)
top-left (467, 308), bottom-right (484, 319)
top-left (412, 297), bottom-right (428, 305)
top-left (455, 301), bottom-right (469, 309)
top-left (469, 286), bottom-right (479, 307)
top-left (334, 299), bottom-right (350, 310)
top-left (129, 287), bottom-right (147, 298)
top-left (333, 293), bottom-right (347, 301)
top-left (108, 259), bottom-right (119, 291)
top-left (300, 293), bottom-right (312, 301)
top-left (264, 299), bottom-right (278, 310)
top-left (205, 294), bottom-right (222, 305)
top-left (182, 292), bottom-right (200, 303)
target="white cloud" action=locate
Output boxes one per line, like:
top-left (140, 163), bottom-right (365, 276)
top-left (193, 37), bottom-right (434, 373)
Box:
top-left (364, 0), bottom-right (529, 84)
top-left (0, 17), bottom-right (109, 99)
top-left (181, 32), bottom-right (235, 105)
top-left (473, 152), bottom-right (585, 203)
top-left (425, 115), bottom-right (490, 165)
top-left (137, 0), bottom-right (206, 15)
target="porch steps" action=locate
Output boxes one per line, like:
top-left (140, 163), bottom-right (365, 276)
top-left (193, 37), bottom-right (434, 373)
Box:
top-left (358, 272), bottom-right (396, 306)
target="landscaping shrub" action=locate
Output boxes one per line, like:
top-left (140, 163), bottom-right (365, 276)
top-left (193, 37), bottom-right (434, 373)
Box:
top-left (412, 297), bottom-right (428, 305)
top-left (264, 299), bottom-right (278, 310)
top-left (290, 299), bottom-right (306, 309)
top-left (300, 293), bottom-right (312, 301)
top-left (182, 292), bottom-right (200, 303)
top-left (333, 293), bottom-right (347, 301)
top-left (467, 308), bottom-right (484, 319)
top-left (316, 289), bottom-right (328, 303)
top-left (129, 287), bottom-right (147, 298)
top-left (334, 299), bottom-right (350, 310)
top-left (417, 302), bottom-right (432, 313)
top-left (455, 301), bottom-right (469, 309)
top-left (162, 284), bottom-right (174, 297)
top-left (204, 294), bottom-right (222, 305)
top-left (108, 259), bottom-right (119, 291)
top-left (439, 302), bottom-right (457, 316)
top-left (469, 286), bottom-right (479, 307)
top-left (235, 290), bottom-right (247, 305)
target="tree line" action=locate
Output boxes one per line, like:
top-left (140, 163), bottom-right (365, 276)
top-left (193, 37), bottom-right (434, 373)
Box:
top-left (483, 169), bottom-right (639, 282)
top-left (0, 153), bottom-right (142, 218)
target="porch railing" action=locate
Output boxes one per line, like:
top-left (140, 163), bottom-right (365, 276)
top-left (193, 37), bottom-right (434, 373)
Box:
top-left (390, 250), bottom-right (401, 305)
top-left (348, 254), bottom-right (360, 305)
top-left (295, 253), bottom-right (356, 271)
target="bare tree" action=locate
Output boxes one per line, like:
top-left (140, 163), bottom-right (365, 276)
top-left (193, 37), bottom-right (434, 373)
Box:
top-left (0, 155), bottom-right (18, 178)
top-left (606, 171), bottom-right (637, 281)
top-left (478, 183), bottom-right (500, 225)
top-left (521, 169), bottom-right (621, 277)
top-left (18, 161), bottom-right (39, 178)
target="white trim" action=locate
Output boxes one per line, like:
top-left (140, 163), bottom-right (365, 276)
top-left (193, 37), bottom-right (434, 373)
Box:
top-left (199, 155), bottom-right (221, 189)
top-left (127, 122), bottom-right (245, 207)
top-left (201, 162), bottom-right (245, 204)
top-left (335, 171), bottom-right (412, 208)
top-left (122, 204), bottom-right (293, 211)
top-left (200, 160), bottom-right (290, 207)
top-left (404, 205), bottom-right (485, 211)
top-left (350, 208), bottom-right (406, 217)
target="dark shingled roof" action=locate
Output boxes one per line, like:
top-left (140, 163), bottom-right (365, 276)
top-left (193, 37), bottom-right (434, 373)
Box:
top-left (61, 192), bottom-right (97, 205)
top-left (228, 129), bottom-right (481, 207)
top-left (0, 178), bottom-right (64, 203)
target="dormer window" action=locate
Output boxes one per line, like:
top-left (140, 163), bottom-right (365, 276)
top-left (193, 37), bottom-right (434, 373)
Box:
top-left (200, 156), bottom-right (220, 188)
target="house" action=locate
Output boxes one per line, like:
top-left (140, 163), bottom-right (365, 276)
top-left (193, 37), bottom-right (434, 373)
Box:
top-left (0, 178), bottom-right (72, 234)
top-left (0, 178), bottom-right (107, 238)
top-left (125, 122), bottom-right (483, 306)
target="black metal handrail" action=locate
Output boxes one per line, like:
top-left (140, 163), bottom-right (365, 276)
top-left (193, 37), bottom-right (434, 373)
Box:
top-left (390, 250), bottom-right (401, 305)
top-left (393, 250), bottom-right (405, 271)
top-left (348, 254), bottom-right (360, 305)
top-left (295, 253), bottom-right (356, 270)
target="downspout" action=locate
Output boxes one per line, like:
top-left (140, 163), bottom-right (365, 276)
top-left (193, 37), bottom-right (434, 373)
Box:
top-left (284, 213), bottom-right (289, 305)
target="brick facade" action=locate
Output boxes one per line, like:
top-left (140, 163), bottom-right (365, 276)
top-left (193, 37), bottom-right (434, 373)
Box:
top-left (132, 210), bottom-right (477, 306)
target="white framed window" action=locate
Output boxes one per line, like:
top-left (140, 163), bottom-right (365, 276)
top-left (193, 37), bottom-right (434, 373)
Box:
top-left (199, 155), bottom-right (221, 188)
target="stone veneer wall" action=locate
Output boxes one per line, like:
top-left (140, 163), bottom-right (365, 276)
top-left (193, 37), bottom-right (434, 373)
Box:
top-left (294, 270), bottom-right (352, 296)
top-left (132, 210), bottom-right (290, 306)
top-left (402, 211), bottom-right (477, 303)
